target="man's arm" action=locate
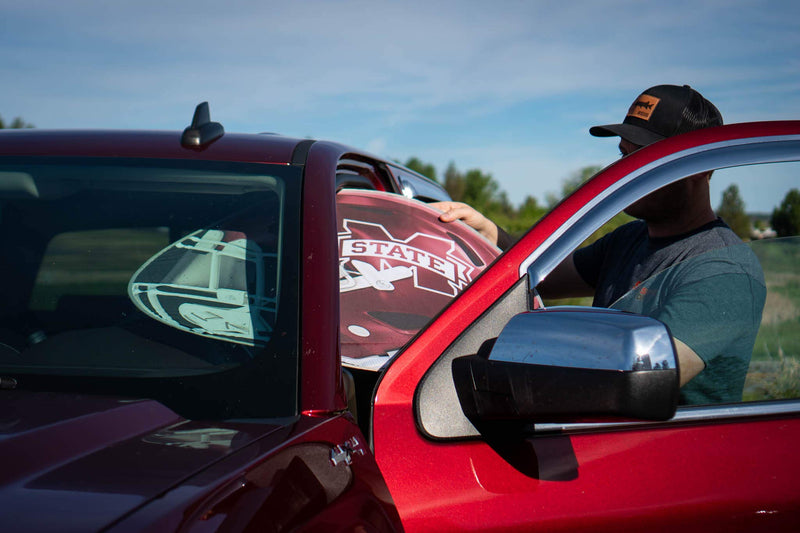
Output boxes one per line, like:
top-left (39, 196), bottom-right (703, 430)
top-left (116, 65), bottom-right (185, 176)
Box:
top-left (428, 201), bottom-right (522, 250)
top-left (535, 253), bottom-right (595, 300)
top-left (431, 202), bottom-right (597, 298)
top-left (673, 338), bottom-right (706, 386)
top-left (430, 201), bottom-right (501, 245)
top-left (432, 201), bottom-right (708, 387)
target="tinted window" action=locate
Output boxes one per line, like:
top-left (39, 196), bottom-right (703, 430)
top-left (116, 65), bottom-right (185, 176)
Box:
top-left (610, 241), bottom-right (766, 405)
top-left (609, 236), bottom-right (800, 406)
top-left (0, 157), bottom-right (300, 419)
top-left (539, 160), bottom-right (800, 407)
top-left (711, 163), bottom-right (800, 404)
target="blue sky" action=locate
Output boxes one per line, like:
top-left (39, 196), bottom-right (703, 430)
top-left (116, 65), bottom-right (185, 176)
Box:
top-left (2, 0), bottom-right (798, 211)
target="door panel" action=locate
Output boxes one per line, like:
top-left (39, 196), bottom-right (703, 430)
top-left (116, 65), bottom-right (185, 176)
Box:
top-left (374, 125), bottom-right (800, 531)
top-left (374, 407), bottom-right (800, 532)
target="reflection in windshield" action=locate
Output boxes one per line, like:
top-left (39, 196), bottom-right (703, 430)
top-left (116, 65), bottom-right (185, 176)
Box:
top-left (129, 228), bottom-right (277, 347)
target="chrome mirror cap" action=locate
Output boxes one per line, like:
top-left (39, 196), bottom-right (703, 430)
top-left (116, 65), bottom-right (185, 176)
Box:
top-left (489, 307), bottom-right (677, 372)
top-left (452, 308), bottom-right (680, 426)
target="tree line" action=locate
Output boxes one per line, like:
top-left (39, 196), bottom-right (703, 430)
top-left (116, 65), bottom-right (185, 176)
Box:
top-left (403, 157), bottom-right (800, 240)
top-left (403, 157), bottom-right (592, 241)
top-left (1, 114), bottom-right (797, 237)
top-left (0, 115), bottom-right (34, 129)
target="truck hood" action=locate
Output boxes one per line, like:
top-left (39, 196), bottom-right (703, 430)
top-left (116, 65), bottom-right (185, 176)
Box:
top-left (0, 390), bottom-right (285, 532)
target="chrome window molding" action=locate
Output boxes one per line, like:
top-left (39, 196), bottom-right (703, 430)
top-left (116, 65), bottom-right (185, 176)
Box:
top-left (520, 135), bottom-right (800, 282)
top-left (534, 398), bottom-right (800, 435)
top-left (387, 164), bottom-right (450, 202)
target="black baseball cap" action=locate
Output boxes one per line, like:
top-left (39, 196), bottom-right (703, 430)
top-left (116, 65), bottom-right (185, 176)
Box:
top-left (590, 85), bottom-right (723, 147)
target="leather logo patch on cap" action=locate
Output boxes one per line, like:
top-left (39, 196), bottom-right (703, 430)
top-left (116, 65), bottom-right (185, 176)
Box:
top-left (626, 94), bottom-right (660, 121)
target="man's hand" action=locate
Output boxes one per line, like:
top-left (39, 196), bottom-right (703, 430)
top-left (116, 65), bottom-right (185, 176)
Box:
top-left (429, 201), bottom-right (500, 246)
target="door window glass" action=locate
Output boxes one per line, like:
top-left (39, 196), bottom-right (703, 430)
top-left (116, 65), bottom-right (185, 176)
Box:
top-left (557, 162), bottom-right (800, 405)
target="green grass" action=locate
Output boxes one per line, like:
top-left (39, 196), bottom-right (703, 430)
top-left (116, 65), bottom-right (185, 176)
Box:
top-left (744, 238), bottom-right (800, 400)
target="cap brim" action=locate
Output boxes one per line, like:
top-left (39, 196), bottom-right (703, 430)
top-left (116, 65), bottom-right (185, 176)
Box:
top-left (589, 123), bottom-right (665, 147)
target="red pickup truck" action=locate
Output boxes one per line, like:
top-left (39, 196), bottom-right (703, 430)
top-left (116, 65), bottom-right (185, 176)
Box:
top-left (1, 104), bottom-right (799, 531)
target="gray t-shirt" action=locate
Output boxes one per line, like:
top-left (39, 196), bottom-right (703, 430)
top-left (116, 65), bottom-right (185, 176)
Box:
top-left (573, 219), bottom-right (766, 404)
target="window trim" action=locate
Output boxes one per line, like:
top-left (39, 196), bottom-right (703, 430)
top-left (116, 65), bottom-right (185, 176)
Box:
top-left (387, 163), bottom-right (450, 203)
top-left (523, 136), bottom-right (800, 284)
top-left (534, 399), bottom-right (800, 435)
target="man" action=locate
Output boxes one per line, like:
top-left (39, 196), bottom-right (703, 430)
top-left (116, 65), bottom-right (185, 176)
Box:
top-left (434, 85), bottom-right (765, 404)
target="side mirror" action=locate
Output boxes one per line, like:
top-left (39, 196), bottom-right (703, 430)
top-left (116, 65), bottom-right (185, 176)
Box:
top-left (452, 308), bottom-right (679, 426)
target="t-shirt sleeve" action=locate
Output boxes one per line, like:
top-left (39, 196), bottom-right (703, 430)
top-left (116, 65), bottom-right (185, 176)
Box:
top-left (496, 226), bottom-right (515, 251)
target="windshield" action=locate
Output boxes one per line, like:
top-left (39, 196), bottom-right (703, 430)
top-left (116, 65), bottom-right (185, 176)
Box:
top-left (0, 157), bottom-right (300, 419)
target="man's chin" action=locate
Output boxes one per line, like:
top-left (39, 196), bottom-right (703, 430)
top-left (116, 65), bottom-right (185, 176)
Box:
top-left (623, 207), bottom-right (644, 219)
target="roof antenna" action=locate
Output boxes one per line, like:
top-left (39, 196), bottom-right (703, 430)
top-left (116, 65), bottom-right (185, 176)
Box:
top-left (181, 102), bottom-right (224, 148)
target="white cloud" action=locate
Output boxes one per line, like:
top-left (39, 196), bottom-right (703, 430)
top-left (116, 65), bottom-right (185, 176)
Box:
top-left (6, 0), bottom-right (797, 126)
